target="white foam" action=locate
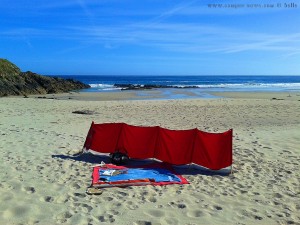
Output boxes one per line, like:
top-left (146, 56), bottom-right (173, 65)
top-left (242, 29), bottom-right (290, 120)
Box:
top-left (89, 83), bottom-right (115, 89)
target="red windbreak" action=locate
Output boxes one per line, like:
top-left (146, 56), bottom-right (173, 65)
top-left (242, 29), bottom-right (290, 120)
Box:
top-left (87, 123), bottom-right (123, 153)
top-left (192, 129), bottom-right (233, 170)
top-left (83, 122), bottom-right (232, 170)
top-left (117, 124), bottom-right (159, 159)
top-left (155, 128), bottom-right (196, 165)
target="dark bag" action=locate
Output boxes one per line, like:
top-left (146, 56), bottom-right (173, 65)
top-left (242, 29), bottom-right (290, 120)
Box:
top-left (109, 150), bottom-right (129, 165)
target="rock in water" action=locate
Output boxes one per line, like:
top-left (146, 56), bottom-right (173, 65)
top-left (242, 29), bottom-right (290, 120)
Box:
top-left (0, 58), bottom-right (90, 97)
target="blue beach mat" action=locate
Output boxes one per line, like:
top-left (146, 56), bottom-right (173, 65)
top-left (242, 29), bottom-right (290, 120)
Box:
top-left (92, 163), bottom-right (189, 188)
top-left (99, 168), bottom-right (181, 182)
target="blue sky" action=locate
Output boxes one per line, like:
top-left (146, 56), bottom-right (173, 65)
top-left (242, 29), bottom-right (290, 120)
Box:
top-left (1, 0), bottom-right (299, 75)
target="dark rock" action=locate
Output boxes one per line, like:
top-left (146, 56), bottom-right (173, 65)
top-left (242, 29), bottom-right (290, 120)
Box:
top-left (0, 59), bottom-right (90, 97)
top-left (271, 98), bottom-right (284, 101)
top-left (72, 110), bottom-right (96, 115)
top-left (114, 83), bottom-right (200, 91)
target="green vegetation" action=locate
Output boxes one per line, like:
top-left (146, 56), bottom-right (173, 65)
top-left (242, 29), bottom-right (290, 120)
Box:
top-left (0, 59), bottom-right (21, 77)
top-left (0, 58), bottom-right (90, 97)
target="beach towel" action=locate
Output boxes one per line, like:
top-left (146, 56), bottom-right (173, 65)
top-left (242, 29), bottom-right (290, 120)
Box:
top-left (91, 163), bottom-right (188, 188)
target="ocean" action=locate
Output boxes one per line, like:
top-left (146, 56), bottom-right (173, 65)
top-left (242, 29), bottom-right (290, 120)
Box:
top-left (57, 75), bottom-right (300, 99)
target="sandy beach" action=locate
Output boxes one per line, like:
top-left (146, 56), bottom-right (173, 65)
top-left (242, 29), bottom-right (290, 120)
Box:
top-left (0, 91), bottom-right (299, 225)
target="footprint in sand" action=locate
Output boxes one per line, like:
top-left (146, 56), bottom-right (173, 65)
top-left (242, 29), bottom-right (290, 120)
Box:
top-left (71, 183), bottom-right (80, 190)
top-left (22, 186), bottom-right (36, 194)
top-left (167, 201), bottom-right (187, 209)
top-left (214, 205), bottom-right (223, 211)
top-left (103, 196), bottom-right (114, 201)
top-left (73, 192), bottom-right (85, 198)
top-left (117, 191), bottom-right (128, 197)
top-left (274, 193), bottom-right (283, 199)
top-left (146, 196), bottom-right (157, 203)
top-left (97, 214), bottom-right (115, 223)
top-left (254, 215), bottom-right (263, 220)
top-left (55, 211), bottom-right (73, 223)
top-left (177, 203), bottom-right (186, 209)
top-left (40, 196), bottom-right (54, 203)
top-left (3, 206), bottom-right (31, 221)
top-left (251, 208), bottom-right (258, 213)
top-left (125, 201), bottom-right (139, 210)
top-left (163, 217), bottom-right (179, 224)
top-left (187, 210), bottom-right (205, 218)
top-left (56, 195), bottom-right (70, 203)
top-left (133, 221), bottom-right (152, 225)
top-left (80, 203), bottom-right (93, 213)
top-left (144, 209), bottom-right (165, 217)
top-left (107, 210), bottom-right (119, 216)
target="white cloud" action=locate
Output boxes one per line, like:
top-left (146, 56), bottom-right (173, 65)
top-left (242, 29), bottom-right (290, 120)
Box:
top-left (64, 20), bottom-right (300, 57)
top-left (1, 0), bottom-right (299, 58)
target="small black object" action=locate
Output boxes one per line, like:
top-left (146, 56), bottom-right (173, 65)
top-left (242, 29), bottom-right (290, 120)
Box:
top-left (110, 150), bottom-right (129, 165)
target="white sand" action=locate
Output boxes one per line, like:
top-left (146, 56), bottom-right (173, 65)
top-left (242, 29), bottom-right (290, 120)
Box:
top-left (0, 92), bottom-right (299, 225)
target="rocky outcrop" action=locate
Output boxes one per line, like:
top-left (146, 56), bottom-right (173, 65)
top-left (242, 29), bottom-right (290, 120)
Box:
top-left (114, 83), bottom-right (199, 91)
top-left (0, 59), bottom-right (90, 97)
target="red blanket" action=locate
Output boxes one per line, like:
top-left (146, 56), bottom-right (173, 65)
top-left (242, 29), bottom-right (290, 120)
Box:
top-left (92, 163), bottom-right (189, 188)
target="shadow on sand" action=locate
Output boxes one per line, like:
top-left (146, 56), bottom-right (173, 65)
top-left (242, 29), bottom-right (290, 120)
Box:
top-left (52, 152), bottom-right (231, 176)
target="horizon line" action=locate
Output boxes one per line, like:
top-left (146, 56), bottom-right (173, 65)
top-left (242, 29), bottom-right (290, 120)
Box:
top-left (46, 74), bottom-right (300, 76)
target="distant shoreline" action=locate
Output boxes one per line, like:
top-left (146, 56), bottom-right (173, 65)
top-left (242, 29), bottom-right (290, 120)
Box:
top-left (55, 75), bottom-right (300, 93)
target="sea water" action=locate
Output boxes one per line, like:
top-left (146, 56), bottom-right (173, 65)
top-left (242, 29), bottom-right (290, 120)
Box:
top-left (56, 75), bottom-right (300, 99)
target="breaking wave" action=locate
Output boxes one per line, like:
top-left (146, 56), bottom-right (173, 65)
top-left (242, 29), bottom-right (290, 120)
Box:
top-left (88, 82), bottom-right (300, 92)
